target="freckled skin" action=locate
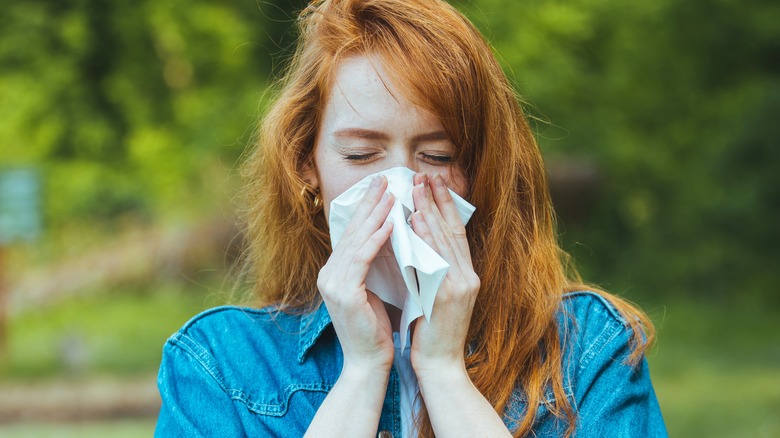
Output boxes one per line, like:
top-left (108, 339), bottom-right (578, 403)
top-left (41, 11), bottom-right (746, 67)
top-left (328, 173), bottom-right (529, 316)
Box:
top-left (304, 54), bottom-right (468, 220)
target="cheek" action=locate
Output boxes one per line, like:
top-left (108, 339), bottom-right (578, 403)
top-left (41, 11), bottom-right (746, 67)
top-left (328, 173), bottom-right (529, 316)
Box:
top-left (320, 174), bottom-right (364, 203)
top-left (436, 166), bottom-right (469, 199)
top-left (318, 172), bottom-right (367, 223)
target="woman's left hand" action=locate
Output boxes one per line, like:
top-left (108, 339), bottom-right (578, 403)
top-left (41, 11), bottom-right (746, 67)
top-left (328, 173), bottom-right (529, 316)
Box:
top-left (406, 173), bottom-right (513, 437)
top-left (409, 173), bottom-right (480, 376)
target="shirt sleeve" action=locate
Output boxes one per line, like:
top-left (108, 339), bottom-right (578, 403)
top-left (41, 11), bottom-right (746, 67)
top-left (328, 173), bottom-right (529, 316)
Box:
top-left (572, 314), bottom-right (668, 438)
top-left (154, 333), bottom-right (249, 438)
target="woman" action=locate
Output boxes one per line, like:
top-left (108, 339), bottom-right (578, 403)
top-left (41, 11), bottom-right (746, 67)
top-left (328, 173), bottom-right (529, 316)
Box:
top-left (156, 0), bottom-right (667, 436)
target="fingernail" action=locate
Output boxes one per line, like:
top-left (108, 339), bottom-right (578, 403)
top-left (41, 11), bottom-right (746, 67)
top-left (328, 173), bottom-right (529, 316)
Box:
top-left (371, 176), bottom-right (382, 188)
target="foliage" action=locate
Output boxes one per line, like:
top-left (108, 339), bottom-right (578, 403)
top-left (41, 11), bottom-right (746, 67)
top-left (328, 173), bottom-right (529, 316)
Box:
top-left (456, 0), bottom-right (780, 302)
top-left (0, 0), bottom-right (306, 226)
top-left (1, 0), bottom-right (778, 291)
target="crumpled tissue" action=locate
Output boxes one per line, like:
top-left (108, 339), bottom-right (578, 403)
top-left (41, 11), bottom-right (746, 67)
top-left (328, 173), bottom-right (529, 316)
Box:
top-left (328, 167), bottom-right (475, 349)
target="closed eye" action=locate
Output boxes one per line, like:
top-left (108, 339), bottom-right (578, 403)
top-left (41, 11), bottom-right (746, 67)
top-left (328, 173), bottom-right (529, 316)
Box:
top-left (422, 153), bottom-right (454, 163)
top-left (343, 153), bottom-right (378, 162)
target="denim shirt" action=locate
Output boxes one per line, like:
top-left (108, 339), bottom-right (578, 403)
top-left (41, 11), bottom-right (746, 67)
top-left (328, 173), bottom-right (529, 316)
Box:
top-left (155, 291), bottom-right (667, 437)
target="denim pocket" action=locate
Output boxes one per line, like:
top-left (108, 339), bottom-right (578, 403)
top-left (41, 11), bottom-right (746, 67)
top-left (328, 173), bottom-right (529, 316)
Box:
top-left (229, 382), bottom-right (333, 416)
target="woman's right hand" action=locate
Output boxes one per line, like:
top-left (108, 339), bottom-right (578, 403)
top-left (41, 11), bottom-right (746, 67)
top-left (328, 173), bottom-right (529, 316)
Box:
top-left (316, 175), bottom-right (396, 374)
top-left (306, 177), bottom-right (395, 436)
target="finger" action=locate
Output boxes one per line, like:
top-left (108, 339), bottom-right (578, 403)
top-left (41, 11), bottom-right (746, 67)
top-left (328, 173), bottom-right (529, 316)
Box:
top-left (344, 220), bottom-right (394, 288)
top-left (334, 187), bottom-right (393, 258)
top-left (325, 186), bottom-right (393, 286)
top-left (345, 191), bottom-right (394, 250)
top-left (331, 192), bottom-right (394, 285)
top-left (340, 176), bottom-right (389, 239)
top-left (413, 175), bottom-right (447, 229)
top-left (413, 172), bottom-right (425, 187)
top-left (429, 174), bottom-right (467, 236)
top-left (412, 181), bottom-right (459, 261)
top-left (413, 177), bottom-right (472, 268)
top-left (320, 219), bottom-right (393, 301)
top-left (428, 174), bottom-right (473, 264)
top-left (410, 210), bottom-right (434, 248)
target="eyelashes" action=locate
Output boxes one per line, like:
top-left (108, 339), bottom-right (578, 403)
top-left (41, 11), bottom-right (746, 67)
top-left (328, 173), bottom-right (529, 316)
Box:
top-left (342, 153), bottom-right (453, 163)
top-left (424, 154), bottom-right (454, 163)
top-left (343, 153), bottom-right (377, 162)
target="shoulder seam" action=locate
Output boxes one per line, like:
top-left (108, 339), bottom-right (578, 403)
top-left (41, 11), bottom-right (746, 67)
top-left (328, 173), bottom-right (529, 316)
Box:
top-left (578, 317), bottom-right (624, 369)
top-left (179, 305), bottom-right (276, 333)
top-left (166, 332), bottom-right (229, 393)
top-left (561, 291), bottom-right (634, 369)
top-left (562, 290), bottom-right (628, 325)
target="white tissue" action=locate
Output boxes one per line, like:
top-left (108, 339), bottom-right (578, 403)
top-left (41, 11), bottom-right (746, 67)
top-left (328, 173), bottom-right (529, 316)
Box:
top-left (328, 167), bottom-right (476, 349)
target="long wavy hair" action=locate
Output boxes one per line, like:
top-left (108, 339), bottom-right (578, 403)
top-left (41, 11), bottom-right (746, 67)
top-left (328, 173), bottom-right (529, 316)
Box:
top-left (242, 0), bottom-right (653, 436)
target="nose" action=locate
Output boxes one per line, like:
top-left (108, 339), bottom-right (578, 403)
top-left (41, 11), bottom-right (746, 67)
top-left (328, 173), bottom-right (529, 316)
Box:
top-left (386, 148), bottom-right (417, 172)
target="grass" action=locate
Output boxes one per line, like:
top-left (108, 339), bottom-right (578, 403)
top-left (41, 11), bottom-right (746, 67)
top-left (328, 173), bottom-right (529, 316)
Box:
top-left (2, 280), bottom-right (778, 436)
top-left (653, 364), bottom-right (779, 437)
top-left (645, 296), bottom-right (780, 437)
top-left (0, 419), bottom-right (156, 437)
top-left (1, 276), bottom-right (226, 379)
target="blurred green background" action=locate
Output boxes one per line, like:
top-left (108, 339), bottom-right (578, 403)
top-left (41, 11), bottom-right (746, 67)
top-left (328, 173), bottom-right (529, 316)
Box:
top-left (1, 0), bottom-right (778, 436)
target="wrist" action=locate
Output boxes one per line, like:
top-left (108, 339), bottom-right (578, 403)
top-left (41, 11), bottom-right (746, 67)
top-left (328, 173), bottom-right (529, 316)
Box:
top-left (339, 342), bottom-right (394, 375)
top-left (413, 359), bottom-right (470, 388)
top-left (340, 359), bottom-right (392, 386)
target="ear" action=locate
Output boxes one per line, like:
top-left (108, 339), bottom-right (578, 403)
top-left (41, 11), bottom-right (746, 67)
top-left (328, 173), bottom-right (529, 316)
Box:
top-left (300, 157), bottom-right (319, 190)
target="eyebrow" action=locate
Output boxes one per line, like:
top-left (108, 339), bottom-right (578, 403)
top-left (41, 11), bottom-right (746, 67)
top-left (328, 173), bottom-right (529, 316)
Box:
top-left (333, 128), bottom-right (449, 143)
top-left (333, 128), bottom-right (389, 141)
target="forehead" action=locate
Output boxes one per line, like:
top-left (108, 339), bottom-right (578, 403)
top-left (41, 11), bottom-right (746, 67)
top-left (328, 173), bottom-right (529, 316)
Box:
top-left (322, 55), bottom-right (439, 131)
top-left (332, 56), bottom-right (393, 97)
top-left (328, 56), bottom-right (404, 113)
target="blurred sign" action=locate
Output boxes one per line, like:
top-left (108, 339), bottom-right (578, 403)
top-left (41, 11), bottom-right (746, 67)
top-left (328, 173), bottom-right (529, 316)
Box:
top-left (0, 168), bottom-right (42, 244)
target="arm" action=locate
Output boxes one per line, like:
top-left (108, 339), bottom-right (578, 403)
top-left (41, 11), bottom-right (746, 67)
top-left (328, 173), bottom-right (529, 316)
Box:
top-left (415, 364), bottom-right (512, 437)
top-left (304, 363), bottom-right (390, 436)
top-left (305, 175), bottom-right (396, 437)
top-left (409, 174), bottom-right (512, 436)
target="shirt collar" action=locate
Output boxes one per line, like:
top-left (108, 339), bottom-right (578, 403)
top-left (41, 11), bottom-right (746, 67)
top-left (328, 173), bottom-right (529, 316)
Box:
top-left (297, 301), bottom-right (333, 363)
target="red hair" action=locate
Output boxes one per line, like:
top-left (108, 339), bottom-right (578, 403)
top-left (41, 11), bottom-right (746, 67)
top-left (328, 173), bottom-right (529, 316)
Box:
top-left (242, 0), bottom-right (653, 435)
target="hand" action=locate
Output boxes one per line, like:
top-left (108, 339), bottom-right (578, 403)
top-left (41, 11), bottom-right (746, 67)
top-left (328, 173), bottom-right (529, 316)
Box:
top-left (406, 174), bottom-right (510, 437)
top-left (409, 173), bottom-right (481, 376)
top-left (317, 175), bottom-right (396, 374)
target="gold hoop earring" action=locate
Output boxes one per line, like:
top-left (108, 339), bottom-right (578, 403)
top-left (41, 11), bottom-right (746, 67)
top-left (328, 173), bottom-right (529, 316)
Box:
top-left (301, 185), bottom-right (323, 213)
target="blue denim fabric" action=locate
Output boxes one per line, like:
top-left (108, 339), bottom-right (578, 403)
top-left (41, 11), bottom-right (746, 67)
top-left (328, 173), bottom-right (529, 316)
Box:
top-left (155, 291), bottom-right (667, 437)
